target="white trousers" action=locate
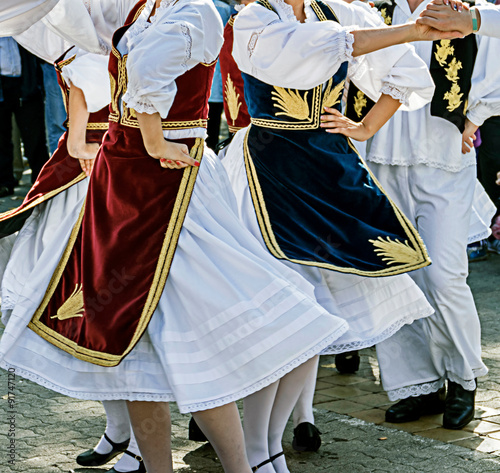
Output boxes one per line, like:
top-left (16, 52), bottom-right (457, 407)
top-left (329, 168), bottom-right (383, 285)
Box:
top-left (371, 163), bottom-right (488, 401)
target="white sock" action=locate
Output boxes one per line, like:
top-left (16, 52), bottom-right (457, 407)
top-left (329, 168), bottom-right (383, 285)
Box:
top-left (268, 357), bottom-right (319, 473)
top-left (94, 400), bottom-right (131, 454)
top-left (113, 429), bottom-right (142, 472)
top-left (243, 382), bottom-right (279, 473)
top-left (292, 356), bottom-right (318, 427)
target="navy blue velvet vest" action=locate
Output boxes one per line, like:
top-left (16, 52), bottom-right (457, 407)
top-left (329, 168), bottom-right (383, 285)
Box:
top-left (241, 0), bottom-right (430, 276)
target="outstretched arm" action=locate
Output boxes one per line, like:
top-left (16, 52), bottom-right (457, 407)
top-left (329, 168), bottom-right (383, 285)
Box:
top-left (351, 21), bottom-right (462, 57)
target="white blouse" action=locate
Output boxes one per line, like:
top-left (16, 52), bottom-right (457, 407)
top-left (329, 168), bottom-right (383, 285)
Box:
top-left (0, 0), bottom-right (59, 36)
top-left (119, 0), bottom-right (223, 138)
top-left (232, 0), bottom-right (434, 110)
top-left (366, 0), bottom-right (500, 173)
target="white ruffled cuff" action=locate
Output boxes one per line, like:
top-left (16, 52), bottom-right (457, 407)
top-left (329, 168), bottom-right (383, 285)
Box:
top-left (380, 83), bottom-right (411, 107)
top-left (122, 90), bottom-right (158, 115)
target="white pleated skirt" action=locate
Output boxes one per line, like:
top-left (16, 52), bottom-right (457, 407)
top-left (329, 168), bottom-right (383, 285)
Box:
top-left (222, 129), bottom-right (435, 354)
top-left (0, 150), bottom-right (349, 413)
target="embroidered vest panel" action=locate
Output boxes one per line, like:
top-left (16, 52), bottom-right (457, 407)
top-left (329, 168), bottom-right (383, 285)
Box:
top-left (244, 0), bottom-right (347, 131)
top-left (109, 0), bottom-right (215, 130)
top-left (55, 49), bottom-right (109, 132)
top-left (345, 0), bottom-right (477, 132)
top-left (220, 14), bottom-right (251, 133)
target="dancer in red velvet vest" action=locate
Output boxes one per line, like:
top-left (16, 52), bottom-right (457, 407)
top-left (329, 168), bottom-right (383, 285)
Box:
top-left (0, 1), bottom-right (371, 471)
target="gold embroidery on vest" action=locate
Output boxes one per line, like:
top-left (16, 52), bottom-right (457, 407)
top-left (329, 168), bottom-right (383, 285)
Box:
top-left (444, 83), bottom-right (463, 112)
top-left (463, 98), bottom-right (469, 114)
top-left (434, 40), bottom-right (454, 67)
top-left (225, 73), bottom-right (242, 125)
top-left (51, 284), bottom-right (84, 321)
top-left (272, 87), bottom-right (310, 120)
top-left (445, 57), bottom-right (462, 83)
top-left (353, 90), bottom-right (368, 118)
top-left (369, 237), bottom-right (421, 265)
top-left (322, 78), bottom-right (345, 110)
top-left (380, 8), bottom-right (392, 25)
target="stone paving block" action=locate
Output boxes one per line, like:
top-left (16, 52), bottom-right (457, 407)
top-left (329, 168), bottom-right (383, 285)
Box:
top-left (463, 420), bottom-right (500, 435)
top-left (316, 384), bottom-right (367, 398)
top-left (417, 427), bottom-right (477, 442)
top-left (320, 400), bottom-right (371, 415)
top-left (474, 406), bottom-right (500, 419)
top-left (350, 408), bottom-right (386, 425)
top-left (350, 392), bottom-right (392, 408)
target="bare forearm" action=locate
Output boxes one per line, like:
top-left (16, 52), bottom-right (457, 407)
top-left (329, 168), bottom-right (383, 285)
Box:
top-left (352, 24), bottom-right (419, 57)
top-left (362, 93), bottom-right (401, 136)
top-left (136, 112), bottom-right (168, 159)
top-left (67, 84), bottom-right (90, 157)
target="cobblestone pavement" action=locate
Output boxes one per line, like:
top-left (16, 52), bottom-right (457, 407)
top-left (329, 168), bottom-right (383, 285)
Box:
top-left (0, 177), bottom-right (500, 472)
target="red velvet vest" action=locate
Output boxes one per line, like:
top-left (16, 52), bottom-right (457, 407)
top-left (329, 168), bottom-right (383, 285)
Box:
top-left (220, 14), bottom-right (250, 133)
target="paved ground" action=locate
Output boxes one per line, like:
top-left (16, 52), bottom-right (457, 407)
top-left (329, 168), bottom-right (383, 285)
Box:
top-left (1, 174), bottom-right (500, 472)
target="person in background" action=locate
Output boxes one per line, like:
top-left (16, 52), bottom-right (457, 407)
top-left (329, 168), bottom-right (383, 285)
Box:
top-left (206, 0), bottom-right (232, 150)
top-left (0, 38), bottom-right (49, 196)
top-left (41, 59), bottom-right (66, 155)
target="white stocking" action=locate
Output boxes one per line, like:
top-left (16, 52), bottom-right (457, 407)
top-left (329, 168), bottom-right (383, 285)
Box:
top-left (113, 429), bottom-right (142, 472)
top-left (243, 381), bottom-right (279, 473)
top-left (94, 400), bottom-right (131, 454)
top-left (268, 357), bottom-right (319, 473)
top-left (292, 356), bottom-right (318, 427)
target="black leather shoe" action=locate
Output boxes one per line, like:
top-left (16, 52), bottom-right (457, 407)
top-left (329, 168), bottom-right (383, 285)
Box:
top-left (76, 433), bottom-right (130, 467)
top-left (335, 351), bottom-right (360, 374)
top-left (107, 450), bottom-right (146, 473)
top-left (443, 380), bottom-right (476, 430)
top-left (385, 387), bottom-right (446, 423)
top-left (188, 416), bottom-right (208, 442)
top-left (292, 422), bottom-right (321, 452)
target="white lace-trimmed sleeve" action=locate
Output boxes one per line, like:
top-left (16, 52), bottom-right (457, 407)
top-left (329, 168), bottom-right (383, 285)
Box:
top-left (466, 34), bottom-right (500, 127)
top-left (233, 2), bottom-right (355, 90)
top-left (61, 49), bottom-right (111, 113)
top-left (329, 0), bottom-right (434, 111)
top-left (123, 0), bottom-right (223, 118)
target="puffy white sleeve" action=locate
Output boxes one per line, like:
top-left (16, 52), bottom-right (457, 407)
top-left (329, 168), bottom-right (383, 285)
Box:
top-left (61, 49), bottom-right (111, 113)
top-left (332, 0), bottom-right (434, 111)
top-left (232, 2), bottom-right (355, 89)
top-left (466, 35), bottom-right (500, 127)
top-left (0, 0), bottom-right (59, 36)
top-left (477, 4), bottom-right (500, 39)
top-left (123, 0), bottom-right (223, 118)
top-left (14, 17), bottom-right (71, 63)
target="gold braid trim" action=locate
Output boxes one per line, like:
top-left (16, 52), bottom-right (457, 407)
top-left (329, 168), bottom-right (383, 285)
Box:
top-left (0, 172), bottom-right (87, 222)
top-left (29, 140), bottom-right (205, 366)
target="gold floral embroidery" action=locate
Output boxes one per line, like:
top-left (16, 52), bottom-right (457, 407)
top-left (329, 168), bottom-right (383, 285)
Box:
top-left (272, 87), bottom-right (310, 120)
top-left (51, 284), bottom-right (84, 321)
top-left (434, 40), bottom-right (454, 67)
top-left (369, 237), bottom-right (421, 265)
top-left (353, 90), bottom-right (368, 118)
top-left (444, 57), bottom-right (463, 83)
top-left (380, 8), bottom-right (392, 25)
top-left (225, 73), bottom-right (242, 125)
top-left (444, 83), bottom-right (464, 112)
top-left (322, 78), bottom-right (345, 110)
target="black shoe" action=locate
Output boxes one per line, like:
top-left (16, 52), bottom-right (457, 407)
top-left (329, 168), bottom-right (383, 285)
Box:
top-left (188, 416), bottom-right (208, 442)
top-left (335, 351), bottom-right (360, 374)
top-left (76, 433), bottom-right (130, 467)
top-left (385, 387), bottom-right (446, 423)
top-left (107, 450), bottom-right (146, 473)
top-left (292, 422), bottom-right (321, 452)
top-left (0, 186), bottom-right (14, 198)
top-left (443, 380), bottom-right (476, 430)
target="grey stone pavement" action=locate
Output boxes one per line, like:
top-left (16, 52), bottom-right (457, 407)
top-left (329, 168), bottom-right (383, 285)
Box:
top-left (0, 174), bottom-right (500, 472)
